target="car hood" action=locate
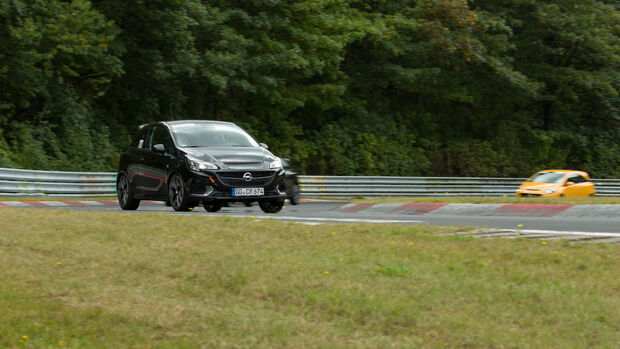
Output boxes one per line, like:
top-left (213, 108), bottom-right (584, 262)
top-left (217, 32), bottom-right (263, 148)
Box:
top-left (181, 146), bottom-right (277, 170)
top-left (519, 182), bottom-right (560, 191)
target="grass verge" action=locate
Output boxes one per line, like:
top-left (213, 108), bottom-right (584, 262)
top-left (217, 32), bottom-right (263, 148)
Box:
top-left (0, 209), bottom-right (618, 348)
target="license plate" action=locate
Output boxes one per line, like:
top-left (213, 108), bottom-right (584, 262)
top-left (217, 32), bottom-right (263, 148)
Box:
top-left (232, 187), bottom-right (264, 196)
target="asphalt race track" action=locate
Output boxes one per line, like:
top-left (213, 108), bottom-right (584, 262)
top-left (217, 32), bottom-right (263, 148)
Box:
top-left (6, 200), bottom-right (620, 241)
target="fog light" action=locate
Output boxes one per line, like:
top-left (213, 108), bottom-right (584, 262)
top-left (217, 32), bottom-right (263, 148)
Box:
top-left (192, 185), bottom-right (214, 197)
top-left (276, 183), bottom-right (286, 195)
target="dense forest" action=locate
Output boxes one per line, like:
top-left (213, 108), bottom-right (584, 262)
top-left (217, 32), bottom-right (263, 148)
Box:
top-left (0, 0), bottom-right (618, 177)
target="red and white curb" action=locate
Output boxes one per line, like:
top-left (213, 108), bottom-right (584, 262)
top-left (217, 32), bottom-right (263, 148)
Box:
top-left (0, 200), bottom-right (148, 207)
top-left (338, 203), bottom-right (620, 218)
top-left (0, 198), bottom-right (310, 208)
top-left (2, 200), bottom-right (619, 219)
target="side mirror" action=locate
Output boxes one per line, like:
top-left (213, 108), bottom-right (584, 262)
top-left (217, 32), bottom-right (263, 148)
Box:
top-left (153, 144), bottom-right (166, 153)
top-left (259, 143), bottom-right (269, 149)
top-left (566, 181), bottom-right (575, 186)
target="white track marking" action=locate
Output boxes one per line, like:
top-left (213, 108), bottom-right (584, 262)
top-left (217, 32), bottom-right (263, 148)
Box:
top-left (40, 201), bottom-right (69, 206)
top-left (502, 229), bottom-right (619, 237)
top-left (78, 201), bottom-right (104, 205)
top-left (2, 201), bottom-right (30, 207)
top-left (223, 215), bottom-right (423, 224)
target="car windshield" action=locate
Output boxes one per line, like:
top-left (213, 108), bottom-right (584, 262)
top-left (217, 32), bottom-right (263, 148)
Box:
top-left (170, 123), bottom-right (259, 148)
top-left (528, 172), bottom-right (566, 183)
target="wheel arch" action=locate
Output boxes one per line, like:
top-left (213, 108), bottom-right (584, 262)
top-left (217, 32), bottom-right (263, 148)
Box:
top-left (117, 170), bottom-right (130, 184)
top-left (166, 169), bottom-right (185, 187)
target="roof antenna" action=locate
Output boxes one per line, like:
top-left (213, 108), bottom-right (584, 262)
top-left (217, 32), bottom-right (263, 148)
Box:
top-left (169, 104), bottom-right (175, 121)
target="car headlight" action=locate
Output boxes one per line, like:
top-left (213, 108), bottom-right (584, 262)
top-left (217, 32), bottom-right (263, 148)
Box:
top-left (269, 159), bottom-right (282, 170)
top-left (543, 189), bottom-right (556, 194)
top-left (186, 156), bottom-right (218, 171)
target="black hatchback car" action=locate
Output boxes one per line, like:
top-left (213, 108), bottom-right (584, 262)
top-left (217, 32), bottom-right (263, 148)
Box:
top-left (117, 120), bottom-right (287, 213)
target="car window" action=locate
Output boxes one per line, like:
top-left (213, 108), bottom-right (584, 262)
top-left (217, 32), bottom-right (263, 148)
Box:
top-left (149, 126), bottom-right (173, 152)
top-left (130, 127), bottom-right (148, 148)
top-left (170, 123), bottom-right (259, 148)
top-left (130, 133), bottom-right (141, 148)
top-left (568, 175), bottom-right (587, 183)
top-left (528, 172), bottom-right (566, 183)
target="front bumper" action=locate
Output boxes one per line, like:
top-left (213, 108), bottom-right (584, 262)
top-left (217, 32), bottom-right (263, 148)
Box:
top-left (516, 191), bottom-right (560, 198)
top-left (187, 169), bottom-right (286, 202)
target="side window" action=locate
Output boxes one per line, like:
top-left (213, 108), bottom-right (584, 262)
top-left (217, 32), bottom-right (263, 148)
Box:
top-left (130, 133), bottom-right (140, 148)
top-left (149, 126), bottom-right (173, 152)
top-left (130, 127), bottom-right (148, 148)
top-left (567, 175), bottom-right (585, 184)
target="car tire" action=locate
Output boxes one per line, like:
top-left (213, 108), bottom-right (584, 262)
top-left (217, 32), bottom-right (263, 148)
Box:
top-left (204, 202), bottom-right (223, 212)
top-left (259, 199), bottom-right (284, 214)
top-left (288, 184), bottom-right (300, 205)
top-left (168, 174), bottom-right (194, 211)
top-left (117, 173), bottom-right (140, 210)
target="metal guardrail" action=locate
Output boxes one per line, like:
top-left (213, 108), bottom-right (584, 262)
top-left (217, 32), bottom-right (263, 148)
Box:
top-left (0, 168), bottom-right (117, 197)
top-left (0, 167), bottom-right (619, 197)
top-left (298, 176), bottom-right (620, 197)
top-left (298, 176), bottom-right (521, 197)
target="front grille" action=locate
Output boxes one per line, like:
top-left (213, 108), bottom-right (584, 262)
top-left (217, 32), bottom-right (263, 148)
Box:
top-left (216, 171), bottom-right (276, 187)
top-left (210, 189), bottom-right (281, 198)
top-left (521, 193), bottom-right (541, 197)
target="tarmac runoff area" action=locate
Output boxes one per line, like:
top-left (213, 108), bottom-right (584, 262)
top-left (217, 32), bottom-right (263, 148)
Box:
top-left (1, 200), bottom-right (619, 242)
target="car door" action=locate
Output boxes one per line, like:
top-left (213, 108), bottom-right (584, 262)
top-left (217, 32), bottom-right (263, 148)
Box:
top-left (571, 175), bottom-right (592, 197)
top-left (563, 174), bottom-right (583, 197)
top-left (126, 126), bottom-right (152, 197)
top-left (140, 125), bottom-right (176, 199)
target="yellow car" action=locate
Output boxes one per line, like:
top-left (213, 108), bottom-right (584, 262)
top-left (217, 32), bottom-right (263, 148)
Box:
top-left (516, 170), bottom-right (596, 198)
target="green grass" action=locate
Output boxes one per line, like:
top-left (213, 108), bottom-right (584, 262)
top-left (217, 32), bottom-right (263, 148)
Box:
top-left (0, 209), bottom-right (618, 348)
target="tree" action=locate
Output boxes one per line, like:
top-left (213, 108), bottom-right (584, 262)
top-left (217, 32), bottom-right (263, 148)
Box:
top-left (0, 0), bottom-right (122, 170)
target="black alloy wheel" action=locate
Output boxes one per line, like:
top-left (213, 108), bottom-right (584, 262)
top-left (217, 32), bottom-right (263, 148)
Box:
top-left (204, 202), bottom-right (223, 212)
top-left (168, 174), bottom-right (194, 211)
top-left (288, 184), bottom-right (300, 205)
top-left (117, 174), bottom-right (140, 210)
top-left (259, 200), bottom-right (285, 214)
